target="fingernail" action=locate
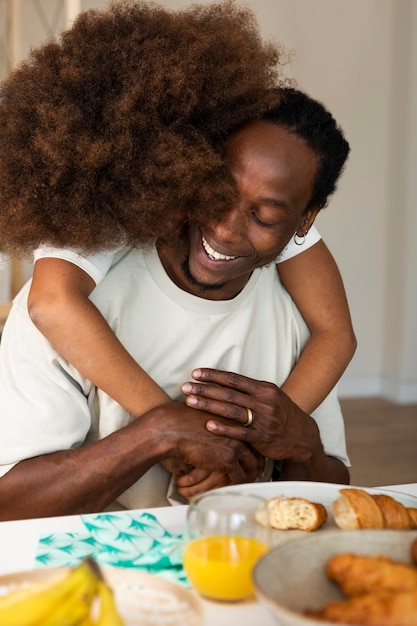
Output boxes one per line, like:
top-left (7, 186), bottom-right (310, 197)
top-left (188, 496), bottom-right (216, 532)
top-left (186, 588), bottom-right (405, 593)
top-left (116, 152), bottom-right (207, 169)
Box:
top-left (181, 383), bottom-right (192, 393)
top-left (192, 368), bottom-right (202, 379)
top-left (186, 396), bottom-right (198, 406)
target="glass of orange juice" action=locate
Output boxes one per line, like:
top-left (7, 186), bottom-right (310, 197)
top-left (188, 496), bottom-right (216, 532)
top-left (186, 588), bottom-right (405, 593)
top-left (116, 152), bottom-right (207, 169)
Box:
top-left (183, 492), bottom-right (270, 602)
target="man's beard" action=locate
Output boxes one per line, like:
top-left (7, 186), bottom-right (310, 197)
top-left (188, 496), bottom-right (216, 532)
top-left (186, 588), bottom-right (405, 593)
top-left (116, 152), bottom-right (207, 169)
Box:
top-left (181, 257), bottom-right (225, 293)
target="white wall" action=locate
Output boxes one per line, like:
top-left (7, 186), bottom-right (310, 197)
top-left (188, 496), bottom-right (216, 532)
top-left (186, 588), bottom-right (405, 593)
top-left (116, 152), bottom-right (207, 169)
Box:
top-left (3, 0), bottom-right (417, 403)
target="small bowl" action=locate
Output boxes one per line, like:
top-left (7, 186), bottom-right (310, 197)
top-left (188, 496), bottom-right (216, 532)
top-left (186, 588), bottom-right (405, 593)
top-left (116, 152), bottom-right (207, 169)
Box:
top-left (252, 529), bottom-right (417, 626)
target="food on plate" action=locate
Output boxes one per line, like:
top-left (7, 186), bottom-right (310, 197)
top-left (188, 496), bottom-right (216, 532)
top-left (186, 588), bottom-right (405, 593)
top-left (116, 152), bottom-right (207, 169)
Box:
top-left (326, 553), bottom-right (417, 596)
top-left (261, 496), bottom-right (328, 531)
top-left (0, 558), bottom-right (125, 626)
top-left (332, 488), bottom-right (417, 530)
top-left (306, 588), bottom-right (417, 625)
top-left (305, 539), bottom-right (417, 625)
top-left (372, 494), bottom-right (415, 529)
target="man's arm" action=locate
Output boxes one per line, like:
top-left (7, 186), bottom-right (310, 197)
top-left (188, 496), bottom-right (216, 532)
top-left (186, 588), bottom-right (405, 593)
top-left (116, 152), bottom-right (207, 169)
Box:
top-left (0, 402), bottom-right (263, 521)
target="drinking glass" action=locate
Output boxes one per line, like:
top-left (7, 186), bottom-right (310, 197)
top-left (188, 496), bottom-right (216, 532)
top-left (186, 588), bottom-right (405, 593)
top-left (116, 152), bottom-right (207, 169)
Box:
top-left (183, 492), bottom-right (270, 601)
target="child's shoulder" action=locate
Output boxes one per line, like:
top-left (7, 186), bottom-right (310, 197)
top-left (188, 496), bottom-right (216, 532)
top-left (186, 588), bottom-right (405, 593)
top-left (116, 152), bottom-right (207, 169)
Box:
top-left (33, 245), bottom-right (124, 286)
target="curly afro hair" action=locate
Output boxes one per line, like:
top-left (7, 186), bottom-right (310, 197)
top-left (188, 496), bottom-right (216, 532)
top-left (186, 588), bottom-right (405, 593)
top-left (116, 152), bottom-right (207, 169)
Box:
top-left (0, 0), bottom-right (288, 255)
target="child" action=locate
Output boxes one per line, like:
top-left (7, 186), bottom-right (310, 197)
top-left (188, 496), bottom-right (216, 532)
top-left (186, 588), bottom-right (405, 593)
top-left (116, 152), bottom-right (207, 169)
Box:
top-left (29, 222), bottom-right (356, 419)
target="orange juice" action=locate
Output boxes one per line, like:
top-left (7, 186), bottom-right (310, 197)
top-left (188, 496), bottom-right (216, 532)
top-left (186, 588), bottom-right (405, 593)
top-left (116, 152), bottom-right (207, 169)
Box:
top-left (183, 535), bottom-right (268, 601)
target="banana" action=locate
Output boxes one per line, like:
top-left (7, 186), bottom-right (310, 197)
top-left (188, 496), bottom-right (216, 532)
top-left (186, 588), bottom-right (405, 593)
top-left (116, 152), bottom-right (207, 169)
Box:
top-left (41, 562), bottom-right (98, 626)
top-left (0, 559), bottom-right (98, 626)
top-left (93, 580), bottom-right (125, 626)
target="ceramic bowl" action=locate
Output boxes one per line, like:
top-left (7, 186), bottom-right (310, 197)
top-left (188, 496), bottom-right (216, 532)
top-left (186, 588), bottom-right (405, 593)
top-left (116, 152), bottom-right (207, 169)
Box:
top-left (252, 529), bottom-right (417, 626)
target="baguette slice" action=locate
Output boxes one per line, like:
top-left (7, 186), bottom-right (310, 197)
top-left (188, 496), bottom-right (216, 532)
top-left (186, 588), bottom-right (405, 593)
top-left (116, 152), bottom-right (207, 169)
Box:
top-left (265, 496), bottom-right (328, 531)
top-left (332, 489), bottom-right (385, 530)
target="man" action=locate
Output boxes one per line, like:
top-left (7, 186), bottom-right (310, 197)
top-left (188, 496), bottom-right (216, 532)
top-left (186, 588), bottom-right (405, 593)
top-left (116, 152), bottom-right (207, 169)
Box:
top-left (0, 90), bottom-right (350, 520)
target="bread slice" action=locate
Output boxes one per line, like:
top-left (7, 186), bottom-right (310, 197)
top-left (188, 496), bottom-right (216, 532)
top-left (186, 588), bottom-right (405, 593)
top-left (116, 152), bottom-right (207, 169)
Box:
top-left (332, 488), bottom-right (384, 530)
top-left (265, 496), bottom-right (328, 531)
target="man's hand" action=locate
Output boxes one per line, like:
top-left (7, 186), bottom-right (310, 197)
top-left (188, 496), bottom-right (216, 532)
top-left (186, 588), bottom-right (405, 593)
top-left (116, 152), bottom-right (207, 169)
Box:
top-left (154, 401), bottom-right (264, 488)
top-left (181, 369), bottom-right (349, 484)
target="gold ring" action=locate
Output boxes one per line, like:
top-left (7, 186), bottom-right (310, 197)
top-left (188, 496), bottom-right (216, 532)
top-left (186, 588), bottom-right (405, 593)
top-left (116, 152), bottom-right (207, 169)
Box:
top-left (243, 407), bottom-right (253, 427)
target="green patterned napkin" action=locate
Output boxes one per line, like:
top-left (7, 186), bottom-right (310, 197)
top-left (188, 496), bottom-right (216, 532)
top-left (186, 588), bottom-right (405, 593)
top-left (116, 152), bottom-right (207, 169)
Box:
top-left (35, 512), bottom-right (188, 585)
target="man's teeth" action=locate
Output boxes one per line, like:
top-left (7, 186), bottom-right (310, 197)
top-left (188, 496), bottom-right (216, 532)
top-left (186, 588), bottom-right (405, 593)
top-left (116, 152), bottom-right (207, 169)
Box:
top-left (202, 235), bottom-right (237, 261)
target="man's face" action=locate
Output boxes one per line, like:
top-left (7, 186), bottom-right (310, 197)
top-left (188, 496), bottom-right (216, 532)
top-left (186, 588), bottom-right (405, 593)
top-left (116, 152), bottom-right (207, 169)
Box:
top-left (163, 120), bottom-right (320, 300)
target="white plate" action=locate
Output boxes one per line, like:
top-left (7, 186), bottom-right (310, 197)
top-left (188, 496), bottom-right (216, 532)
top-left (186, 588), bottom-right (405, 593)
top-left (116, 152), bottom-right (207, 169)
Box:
top-left (0, 566), bottom-right (203, 626)
top-left (211, 481), bottom-right (417, 543)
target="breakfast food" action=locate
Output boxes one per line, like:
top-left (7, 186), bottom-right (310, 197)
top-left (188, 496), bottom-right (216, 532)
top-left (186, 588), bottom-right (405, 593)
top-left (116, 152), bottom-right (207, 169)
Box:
top-left (263, 496), bottom-right (328, 531)
top-left (0, 558), bottom-right (124, 626)
top-left (326, 553), bottom-right (417, 596)
top-left (306, 538), bottom-right (417, 625)
top-left (332, 488), bottom-right (417, 530)
top-left (307, 589), bottom-right (417, 625)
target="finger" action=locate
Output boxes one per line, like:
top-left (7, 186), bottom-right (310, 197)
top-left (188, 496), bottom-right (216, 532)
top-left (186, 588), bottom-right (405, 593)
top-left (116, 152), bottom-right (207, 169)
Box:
top-left (176, 473), bottom-right (232, 499)
top-left (174, 467), bottom-right (210, 487)
top-left (184, 393), bottom-right (252, 425)
top-left (190, 368), bottom-right (259, 394)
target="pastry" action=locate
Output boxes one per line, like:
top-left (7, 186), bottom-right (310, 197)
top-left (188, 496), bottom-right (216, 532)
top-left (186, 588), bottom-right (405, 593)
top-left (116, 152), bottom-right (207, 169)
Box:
top-left (264, 496), bottom-right (328, 531)
top-left (332, 488), bottom-right (384, 530)
top-left (306, 589), bottom-right (417, 625)
top-left (326, 553), bottom-right (417, 596)
top-left (332, 488), bottom-right (417, 530)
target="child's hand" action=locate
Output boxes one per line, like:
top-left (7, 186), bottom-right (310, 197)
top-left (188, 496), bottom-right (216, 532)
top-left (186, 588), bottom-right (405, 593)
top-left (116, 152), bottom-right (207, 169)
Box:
top-left (162, 459), bottom-right (234, 499)
top-left (174, 468), bottom-right (235, 499)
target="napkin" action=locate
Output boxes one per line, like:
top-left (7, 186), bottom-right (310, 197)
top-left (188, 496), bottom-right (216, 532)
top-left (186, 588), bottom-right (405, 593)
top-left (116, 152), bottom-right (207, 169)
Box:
top-left (35, 511), bottom-right (188, 585)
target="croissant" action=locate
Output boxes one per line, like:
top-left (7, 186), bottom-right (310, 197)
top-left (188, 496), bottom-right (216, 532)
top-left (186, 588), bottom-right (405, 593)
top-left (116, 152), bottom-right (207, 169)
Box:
top-left (263, 496), bottom-right (328, 531)
top-left (306, 589), bottom-right (417, 625)
top-left (326, 553), bottom-right (417, 596)
top-left (332, 488), bottom-right (417, 530)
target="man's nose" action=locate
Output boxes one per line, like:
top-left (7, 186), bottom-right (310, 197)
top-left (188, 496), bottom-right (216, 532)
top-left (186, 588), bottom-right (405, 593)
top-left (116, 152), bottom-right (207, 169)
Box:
top-left (212, 205), bottom-right (246, 241)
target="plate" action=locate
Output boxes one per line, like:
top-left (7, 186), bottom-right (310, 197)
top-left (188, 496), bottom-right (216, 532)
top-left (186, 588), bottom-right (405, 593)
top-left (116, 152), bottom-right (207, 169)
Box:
top-left (0, 567), bottom-right (203, 626)
top-left (211, 481), bottom-right (417, 542)
top-left (252, 528), bottom-right (417, 626)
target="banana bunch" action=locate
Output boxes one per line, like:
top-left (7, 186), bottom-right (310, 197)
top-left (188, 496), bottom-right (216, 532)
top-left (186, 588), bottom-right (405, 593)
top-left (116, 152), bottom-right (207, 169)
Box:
top-left (0, 558), bottom-right (125, 626)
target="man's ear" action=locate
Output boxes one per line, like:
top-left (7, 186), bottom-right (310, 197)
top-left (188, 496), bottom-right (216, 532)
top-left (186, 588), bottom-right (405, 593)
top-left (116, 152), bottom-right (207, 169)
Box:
top-left (295, 206), bottom-right (321, 238)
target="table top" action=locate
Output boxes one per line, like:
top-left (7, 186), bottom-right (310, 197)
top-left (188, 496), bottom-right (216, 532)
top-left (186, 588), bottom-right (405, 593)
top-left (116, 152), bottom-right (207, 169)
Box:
top-left (0, 482), bottom-right (416, 626)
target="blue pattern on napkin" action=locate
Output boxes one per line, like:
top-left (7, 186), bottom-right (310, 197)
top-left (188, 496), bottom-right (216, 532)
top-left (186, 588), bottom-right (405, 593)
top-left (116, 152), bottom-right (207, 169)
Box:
top-left (35, 512), bottom-right (188, 585)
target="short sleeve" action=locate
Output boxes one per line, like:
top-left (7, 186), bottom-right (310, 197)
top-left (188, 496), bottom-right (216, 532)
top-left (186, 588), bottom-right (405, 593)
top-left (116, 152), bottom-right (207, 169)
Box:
top-left (33, 246), bottom-right (122, 285)
top-left (275, 225), bottom-right (321, 263)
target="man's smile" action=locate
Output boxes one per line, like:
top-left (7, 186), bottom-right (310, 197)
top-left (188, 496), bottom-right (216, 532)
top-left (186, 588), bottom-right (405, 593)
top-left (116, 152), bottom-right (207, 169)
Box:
top-left (201, 234), bottom-right (238, 261)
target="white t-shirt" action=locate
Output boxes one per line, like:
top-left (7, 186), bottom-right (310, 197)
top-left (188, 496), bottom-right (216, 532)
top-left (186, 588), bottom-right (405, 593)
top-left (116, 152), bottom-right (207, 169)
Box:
top-left (33, 225), bottom-right (321, 285)
top-left (0, 244), bottom-right (348, 510)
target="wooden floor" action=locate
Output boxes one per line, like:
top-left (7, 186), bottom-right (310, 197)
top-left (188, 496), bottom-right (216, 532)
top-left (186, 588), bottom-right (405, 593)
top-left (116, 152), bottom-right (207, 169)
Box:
top-left (340, 397), bottom-right (417, 487)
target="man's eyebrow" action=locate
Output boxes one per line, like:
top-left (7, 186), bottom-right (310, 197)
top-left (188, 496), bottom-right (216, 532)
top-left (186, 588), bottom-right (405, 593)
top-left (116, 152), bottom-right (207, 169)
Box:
top-left (259, 197), bottom-right (290, 211)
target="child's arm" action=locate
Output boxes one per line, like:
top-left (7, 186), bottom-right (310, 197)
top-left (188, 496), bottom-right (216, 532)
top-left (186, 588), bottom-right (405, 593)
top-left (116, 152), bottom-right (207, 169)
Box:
top-left (278, 239), bottom-right (356, 414)
top-left (28, 257), bottom-right (170, 416)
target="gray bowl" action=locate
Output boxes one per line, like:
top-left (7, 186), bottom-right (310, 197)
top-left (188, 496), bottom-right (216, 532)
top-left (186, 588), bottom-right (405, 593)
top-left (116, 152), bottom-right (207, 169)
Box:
top-left (253, 529), bottom-right (417, 626)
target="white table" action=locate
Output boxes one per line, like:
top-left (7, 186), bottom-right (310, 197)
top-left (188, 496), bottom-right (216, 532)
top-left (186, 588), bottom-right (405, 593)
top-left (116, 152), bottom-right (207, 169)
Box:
top-left (0, 483), bottom-right (416, 626)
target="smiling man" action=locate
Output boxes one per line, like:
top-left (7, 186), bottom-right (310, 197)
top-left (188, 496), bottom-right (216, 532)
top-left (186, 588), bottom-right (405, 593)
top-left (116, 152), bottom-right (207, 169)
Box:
top-left (0, 89), bottom-right (350, 520)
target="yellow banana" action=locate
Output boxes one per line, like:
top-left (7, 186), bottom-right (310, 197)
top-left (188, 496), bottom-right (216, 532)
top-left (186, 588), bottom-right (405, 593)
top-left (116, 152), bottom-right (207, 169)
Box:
top-left (41, 562), bottom-right (98, 626)
top-left (93, 580), bottom-right (125, 626)
top-left (0, 559), bottom-right (98, 626)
